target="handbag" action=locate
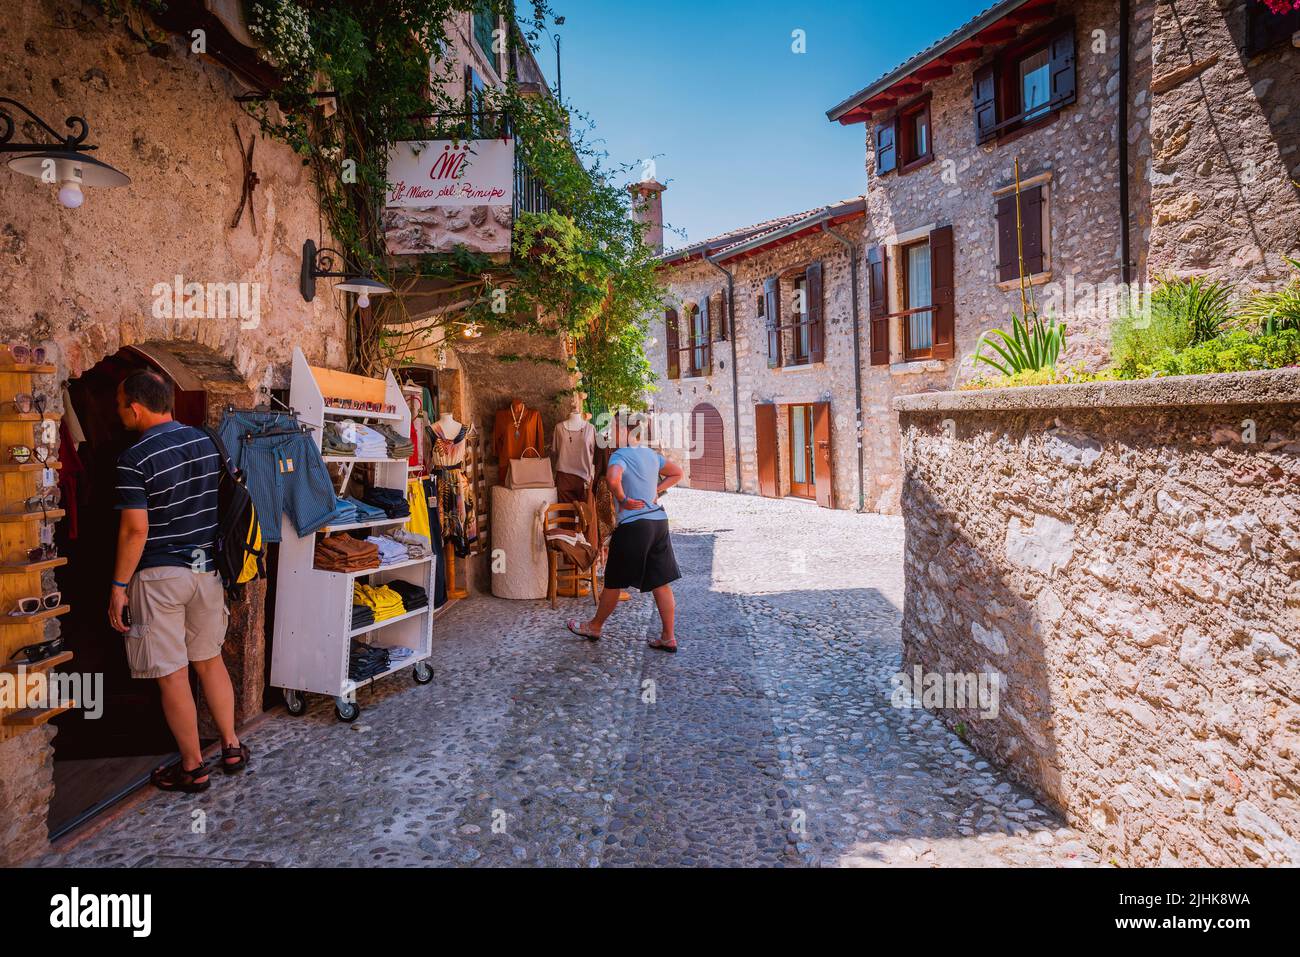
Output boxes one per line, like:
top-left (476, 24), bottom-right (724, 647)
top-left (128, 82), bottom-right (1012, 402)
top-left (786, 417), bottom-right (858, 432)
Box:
top-left (507, 447), bottom-right (554, 490)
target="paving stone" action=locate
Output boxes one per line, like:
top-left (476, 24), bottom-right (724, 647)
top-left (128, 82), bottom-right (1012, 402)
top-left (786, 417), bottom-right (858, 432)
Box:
top-left (45, 490), bottom-right (1096, 868)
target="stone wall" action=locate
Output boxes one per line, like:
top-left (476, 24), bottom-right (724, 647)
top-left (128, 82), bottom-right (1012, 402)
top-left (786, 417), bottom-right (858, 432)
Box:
top-left (0, 0), bottom-right (349, 864)
top-left (0, 726), bottom-right (55, 866)
top-left (1148, 0), bottom-right (1300, 283)
top-left (895, 370), bottom-right (1300, 866)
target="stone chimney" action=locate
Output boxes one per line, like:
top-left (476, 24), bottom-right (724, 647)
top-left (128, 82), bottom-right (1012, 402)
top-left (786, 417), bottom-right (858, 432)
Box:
top-left (628, 179), bottom-right (666, 256)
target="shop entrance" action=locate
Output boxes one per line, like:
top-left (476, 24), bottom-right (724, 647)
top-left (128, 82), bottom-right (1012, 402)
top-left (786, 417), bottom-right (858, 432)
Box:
top-left (48, 347), bottom-right (212, 838)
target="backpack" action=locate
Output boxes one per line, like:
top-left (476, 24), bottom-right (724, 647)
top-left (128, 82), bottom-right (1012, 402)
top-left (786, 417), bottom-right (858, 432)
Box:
top-left (202, 426), bottom-right (265, 597)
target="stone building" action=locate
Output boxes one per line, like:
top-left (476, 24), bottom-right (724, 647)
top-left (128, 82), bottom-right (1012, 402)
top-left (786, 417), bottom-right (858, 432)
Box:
top-left (0, 0), bottom-right (569, 865)
top-left (652, 0), bottom-right (1300, 515)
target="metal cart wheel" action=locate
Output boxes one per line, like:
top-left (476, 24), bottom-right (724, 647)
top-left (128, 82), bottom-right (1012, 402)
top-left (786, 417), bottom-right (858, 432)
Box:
top-left (334, 698), bottom-right (360, 723)
top-left (283, 689), bottom-right (307, 716)
top-left (412, 662), bottom-right (433, 685)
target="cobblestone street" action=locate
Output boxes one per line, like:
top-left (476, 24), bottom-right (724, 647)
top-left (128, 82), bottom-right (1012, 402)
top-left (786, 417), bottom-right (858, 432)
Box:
top-left (47, 490), bottom-right (1098, 868)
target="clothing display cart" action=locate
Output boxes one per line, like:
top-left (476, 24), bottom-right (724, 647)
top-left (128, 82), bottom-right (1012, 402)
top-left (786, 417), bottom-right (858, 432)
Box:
top-left (270, 348), bottom-right (434, 723)
top-left (0, 359), bottom-right (72, 736)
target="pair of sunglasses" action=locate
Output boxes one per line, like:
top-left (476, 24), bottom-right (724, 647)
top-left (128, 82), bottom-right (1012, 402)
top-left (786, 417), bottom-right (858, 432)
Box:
top-left (27, 543), bottom-right (58, 563)
top-left (8, 636), bottom-right (63, 666)
top-left (5, 393), bottom-right (46, 415)
top-left (5, 344), bottom-right (47, 365)
top-left (8, 446), bottom-right (52, 464)
top-left (8, 592), bottom-right (61, 616)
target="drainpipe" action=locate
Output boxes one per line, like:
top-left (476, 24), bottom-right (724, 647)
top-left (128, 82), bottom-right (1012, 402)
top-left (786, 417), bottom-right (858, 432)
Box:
top-left (1118, 0), bottom-right (1133, 285)
top-left (821, 221), bottom-right (866, 513)
top-left (705, 254), bottom-right (744, 494)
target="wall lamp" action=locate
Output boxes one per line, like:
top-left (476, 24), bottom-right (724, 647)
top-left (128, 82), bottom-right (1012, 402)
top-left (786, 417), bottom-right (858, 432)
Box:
top-left (1, 97), bottom-right (129, 208)
top-left (300, 239), bottom-right (392, 308)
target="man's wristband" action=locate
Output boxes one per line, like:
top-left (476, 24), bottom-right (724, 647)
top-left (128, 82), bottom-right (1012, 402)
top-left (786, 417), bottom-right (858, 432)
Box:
top-left (112, 580), bottom-right (130, 589)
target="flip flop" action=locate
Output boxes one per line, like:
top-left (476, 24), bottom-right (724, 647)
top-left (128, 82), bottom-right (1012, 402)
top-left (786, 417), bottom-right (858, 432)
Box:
top-left (566, 620), bottom-right (601, 641)
top-left (647, 637), bottom-right (677, 654)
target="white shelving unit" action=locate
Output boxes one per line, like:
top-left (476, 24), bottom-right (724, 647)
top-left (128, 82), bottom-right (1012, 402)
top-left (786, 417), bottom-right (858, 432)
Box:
top-left (270, 348), bottom-right (435, 723)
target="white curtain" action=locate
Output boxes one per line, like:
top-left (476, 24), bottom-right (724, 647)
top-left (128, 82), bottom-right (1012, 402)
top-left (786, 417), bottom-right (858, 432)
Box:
top-left (907, 244), bottom-right (933, 351)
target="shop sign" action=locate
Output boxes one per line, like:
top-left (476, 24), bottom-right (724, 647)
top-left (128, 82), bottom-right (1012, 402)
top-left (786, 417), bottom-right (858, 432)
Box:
top-left (384, 139), bottom-right (515, 256)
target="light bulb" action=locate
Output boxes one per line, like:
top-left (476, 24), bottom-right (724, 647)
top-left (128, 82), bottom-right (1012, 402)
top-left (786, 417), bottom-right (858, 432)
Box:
top-left (58, 180), bottom-right (84, 209)
top-left (357, 293), bottom-right (370, 309)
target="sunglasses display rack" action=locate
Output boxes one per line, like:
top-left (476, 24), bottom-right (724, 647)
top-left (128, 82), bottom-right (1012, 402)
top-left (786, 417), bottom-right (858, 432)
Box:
top-left (269, 348), bottom-right (435, 723)
top-left (0, 358), bottom-right (74, 739)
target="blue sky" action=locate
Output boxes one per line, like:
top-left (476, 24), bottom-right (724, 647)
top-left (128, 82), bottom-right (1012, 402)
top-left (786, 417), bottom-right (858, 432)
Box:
top-left (532, 0), bottom-right (991, 249)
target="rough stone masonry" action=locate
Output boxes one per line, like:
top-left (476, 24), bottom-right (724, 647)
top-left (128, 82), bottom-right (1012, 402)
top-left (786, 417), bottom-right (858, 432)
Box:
top-left (895, 369), bottom-right (1300, 866)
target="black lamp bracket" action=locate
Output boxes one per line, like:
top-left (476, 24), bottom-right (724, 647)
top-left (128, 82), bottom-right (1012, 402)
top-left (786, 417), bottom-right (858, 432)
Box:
top-left (0, 97), bottom-right (96, 154)
top-left (300, 239), bottom-right (357, 302)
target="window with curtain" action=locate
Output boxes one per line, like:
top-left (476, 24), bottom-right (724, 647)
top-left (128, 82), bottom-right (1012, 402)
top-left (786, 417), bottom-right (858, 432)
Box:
top-left (792, 276), bottom-right (810, 364)
top-left (904, 241), bottom-right (933, 358)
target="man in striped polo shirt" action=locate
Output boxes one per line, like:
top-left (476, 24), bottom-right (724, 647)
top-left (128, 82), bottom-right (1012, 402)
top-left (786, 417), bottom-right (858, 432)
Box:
top-left (108, 370), bottom-right (246, 792)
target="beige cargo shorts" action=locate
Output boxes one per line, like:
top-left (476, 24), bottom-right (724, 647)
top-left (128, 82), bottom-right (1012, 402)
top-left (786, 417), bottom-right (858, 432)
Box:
top-left (125, 566), bottom-right (229, 679)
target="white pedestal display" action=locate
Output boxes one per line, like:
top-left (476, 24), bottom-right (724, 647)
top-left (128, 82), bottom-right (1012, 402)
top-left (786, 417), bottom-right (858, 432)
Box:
top-left (490, 485), bottom-right (557, 599)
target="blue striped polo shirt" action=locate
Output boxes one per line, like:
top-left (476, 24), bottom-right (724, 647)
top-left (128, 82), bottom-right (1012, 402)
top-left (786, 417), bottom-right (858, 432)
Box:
top-left (116, 421), bottom-right (222, 572)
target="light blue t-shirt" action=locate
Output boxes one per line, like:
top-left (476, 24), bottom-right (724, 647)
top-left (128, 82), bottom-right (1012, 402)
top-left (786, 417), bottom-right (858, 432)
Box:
top-left (609, 446), bottom-right (666, 525)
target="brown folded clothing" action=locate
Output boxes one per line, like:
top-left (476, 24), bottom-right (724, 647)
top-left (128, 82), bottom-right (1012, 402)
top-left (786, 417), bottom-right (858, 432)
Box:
top-left (315, 534), bottom-right (379, 572)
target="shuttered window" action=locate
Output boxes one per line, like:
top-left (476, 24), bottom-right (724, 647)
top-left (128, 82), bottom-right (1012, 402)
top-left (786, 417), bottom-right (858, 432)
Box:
top-left (665, 307), bottom-right (680, 380)
top-left (692, 300), bottom-right (710, 375)
top-left (473, 3), bottom-right (498, 68)
top-left (806, 261), bottom-right (825, 364)
top-left (874, 120), bottom-right (896, 175)
top-left (867, 245), bottom-right (889, 366)
top-left (764, 277), bottom-right (782, 368)
top-left (972, 19), bottom-right (1076, 143)
top-left (995, 185), bottom-right (1046, 283)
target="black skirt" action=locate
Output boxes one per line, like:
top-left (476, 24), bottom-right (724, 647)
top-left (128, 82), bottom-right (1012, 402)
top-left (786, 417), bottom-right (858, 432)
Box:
top-left (603, 519), bottom-right (680, 592)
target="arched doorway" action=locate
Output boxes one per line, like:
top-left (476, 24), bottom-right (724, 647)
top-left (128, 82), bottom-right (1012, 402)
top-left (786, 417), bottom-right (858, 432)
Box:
top-left (48, 342), bottom-right (245, 838)
top-left (689, 402), bottom-right (726, 492)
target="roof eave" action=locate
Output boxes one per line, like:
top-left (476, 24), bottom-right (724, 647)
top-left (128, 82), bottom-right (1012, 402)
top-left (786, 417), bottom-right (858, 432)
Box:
top-left (710, 201), bottom-right (866, 263)
top-left (825, 0), bottom-right (1037, 124)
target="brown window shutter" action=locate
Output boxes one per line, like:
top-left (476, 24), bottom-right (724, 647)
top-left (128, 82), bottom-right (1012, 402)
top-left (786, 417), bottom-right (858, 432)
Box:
top-left (1048, 25), bottom-right (1076, 110)
top-left (1020, 185), bottom-right (1045, 275)
top-left (973, 62), bottom-right (998, 144)
top-left (764, 277), bottom-right (782, 368)
top-left (665, 308), bottom-right (680, 380)
top-left (715, 291), bottom-right (728, 342)
top-left (874, 119), bottom-right (897, 175)
top-left (929, 225), bottom-right (956, 360)
top-left (698, 297), bottom-right (711, 375)
top-left (995, 195), bottom-right (1018, 283)
top-left (755, 404), bottom-right (778, 498)
top-left (811, 401), bottom-right (834, 509)
top-left (806, 261), bottom-right (825, 364)
top-left (867, 246), bottom-right (889, 366)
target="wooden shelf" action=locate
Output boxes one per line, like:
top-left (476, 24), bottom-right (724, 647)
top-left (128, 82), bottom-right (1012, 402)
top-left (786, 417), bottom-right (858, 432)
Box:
top-left (0, 604), bottom-right (70, 625)
top-left (0, 509), bottom-right (65, 524)
top-left (319, 516), bottom-right (407, 535)
top-left (323, 455), bottom-right (406, 465)
top-left (0, 650), bottom-right (72, 675)
top-left (0, 412), bottom-right (61, 422)
top-left (1, 702), bottom-right (75, 727)
top-left (0, 462), bottom-right (61, 473)
top-left (323, 407), bottom-right (403, 421)
top-left (0, 557), bottom-right (67, 574)
top-left (0, 364), bottom-right (57, 375)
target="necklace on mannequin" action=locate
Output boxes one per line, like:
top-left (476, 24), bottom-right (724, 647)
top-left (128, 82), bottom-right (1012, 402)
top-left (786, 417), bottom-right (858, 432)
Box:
top-left (510, 401), bottom-right (524, 437)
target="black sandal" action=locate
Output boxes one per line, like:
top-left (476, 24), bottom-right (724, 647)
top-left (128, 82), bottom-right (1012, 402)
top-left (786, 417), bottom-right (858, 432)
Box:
top-left (151, 761), bottom-right (211, 793)
top-left (220, 743), bottom-right (251, 775)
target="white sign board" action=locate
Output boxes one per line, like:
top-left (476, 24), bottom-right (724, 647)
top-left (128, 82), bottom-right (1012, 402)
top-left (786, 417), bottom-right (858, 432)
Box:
top-left (385, 139), bottom-right (515, 208)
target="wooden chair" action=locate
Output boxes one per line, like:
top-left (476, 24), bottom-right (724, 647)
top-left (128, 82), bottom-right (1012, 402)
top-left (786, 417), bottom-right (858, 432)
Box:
top-left (543, 503), bottom-right (598, 609)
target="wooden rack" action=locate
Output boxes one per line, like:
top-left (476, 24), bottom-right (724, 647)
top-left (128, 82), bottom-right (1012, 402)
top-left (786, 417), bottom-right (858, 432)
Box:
top-left (0, 363), bottom-right (74, 739)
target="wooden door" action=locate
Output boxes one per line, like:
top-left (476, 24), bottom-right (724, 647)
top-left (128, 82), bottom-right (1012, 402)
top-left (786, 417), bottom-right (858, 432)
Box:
top-left (812, 401), bottom-right (834, 509)
top-left (689, 403), bottom-right (725, 492)
top-left (754, 404), bottom-right (778, 498)
top-left (788, 404), bottom-right (816, 500)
